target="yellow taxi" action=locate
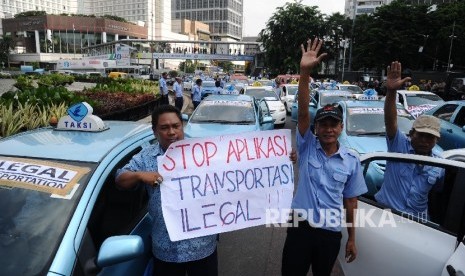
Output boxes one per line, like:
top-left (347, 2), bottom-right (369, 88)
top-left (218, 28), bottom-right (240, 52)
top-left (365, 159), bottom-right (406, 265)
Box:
top-left (108, 72), bottom-right (129, 79)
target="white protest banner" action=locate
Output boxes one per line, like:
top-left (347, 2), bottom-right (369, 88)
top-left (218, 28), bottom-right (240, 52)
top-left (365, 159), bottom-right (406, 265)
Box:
top-left (159, 129), bottom-right (294, 241)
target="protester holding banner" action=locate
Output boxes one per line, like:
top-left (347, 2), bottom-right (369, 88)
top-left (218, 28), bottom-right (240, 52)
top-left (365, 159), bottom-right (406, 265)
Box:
top-left (115, 105), bottom-right (218, 276)
top-left (159, 72), bottom-right (169, 105)
top-left (281, 38), bottom-right (367, 276)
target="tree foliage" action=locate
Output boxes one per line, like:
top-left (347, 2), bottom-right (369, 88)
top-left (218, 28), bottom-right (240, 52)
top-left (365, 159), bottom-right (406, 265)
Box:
top-left (0, 36), bottom-right (14, 68)
top-left (259, 2), bottom-right (326, 74)
top-left (260, 0), bottom-right (465, 73)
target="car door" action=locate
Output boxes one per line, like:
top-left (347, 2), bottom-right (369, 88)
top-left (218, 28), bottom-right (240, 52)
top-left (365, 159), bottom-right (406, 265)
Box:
top-left (72, 140), bottom-right (154, 276)
top-left (338, 152), bottom-right (465, 276)
top-left (432, 103), bottom-right (462, 150)
top-left (449, 105), bottom-right (465, 149)
top-left (258, 99), bottom-right (274, 130)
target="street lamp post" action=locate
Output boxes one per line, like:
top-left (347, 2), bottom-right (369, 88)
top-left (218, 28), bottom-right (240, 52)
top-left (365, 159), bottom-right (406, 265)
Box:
top-left (447, 21), bottom-right (456, 72)
top-left (341, 39), bottom-right (349, 82)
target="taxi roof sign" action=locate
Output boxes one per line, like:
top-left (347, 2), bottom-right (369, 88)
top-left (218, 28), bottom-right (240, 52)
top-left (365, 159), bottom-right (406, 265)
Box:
top-left (56, 102), bottom-right (108, 132)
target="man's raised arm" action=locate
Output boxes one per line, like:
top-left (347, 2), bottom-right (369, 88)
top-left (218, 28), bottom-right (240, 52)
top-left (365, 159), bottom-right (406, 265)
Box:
top-left (297, 38), bottom-right (327, 136)
top-left (384, 61), bottom-right (411, 139)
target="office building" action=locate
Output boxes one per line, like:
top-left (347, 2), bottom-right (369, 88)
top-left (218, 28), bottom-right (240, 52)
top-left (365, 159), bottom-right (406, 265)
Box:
top-left (171, 0), bottom-right (243, 41)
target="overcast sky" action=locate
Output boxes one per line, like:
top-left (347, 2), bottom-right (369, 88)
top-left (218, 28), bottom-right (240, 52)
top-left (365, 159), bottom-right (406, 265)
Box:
top-left (243, 0), bottom-right (346, 37)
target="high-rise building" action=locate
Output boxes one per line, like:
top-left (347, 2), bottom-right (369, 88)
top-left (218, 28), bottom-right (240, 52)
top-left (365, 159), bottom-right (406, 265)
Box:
top-left (0, 0), bottom-right (77, 36)
top-left (344, 0), bottom-right (392, 19)
top-left (171, 0), bottom-right (243, 41)
top-left (0, 0), bottom-right (184, 40)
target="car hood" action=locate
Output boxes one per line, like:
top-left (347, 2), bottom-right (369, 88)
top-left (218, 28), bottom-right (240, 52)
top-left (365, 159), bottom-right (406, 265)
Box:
top-left (341, 136), bottom-right (387, 155)
top-left (184, 123), bottom-right (258, 138)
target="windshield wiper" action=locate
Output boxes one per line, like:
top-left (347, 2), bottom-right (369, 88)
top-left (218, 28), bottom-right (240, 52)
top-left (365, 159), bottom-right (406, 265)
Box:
top-left (198, 120), bottom-right (235, 124)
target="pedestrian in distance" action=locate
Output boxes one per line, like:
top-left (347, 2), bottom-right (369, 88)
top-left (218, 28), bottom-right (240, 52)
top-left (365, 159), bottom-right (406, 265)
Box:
top-left (374, 61), bottom-right (445, 219)
top-left (159, 72), bottom-right (169, 105)
top-left (192, 78), bottom-right (202, 110)
top-left (281, 38), bottom-right (368, 276)
top-left (173, 77), bottom-right (184, 111)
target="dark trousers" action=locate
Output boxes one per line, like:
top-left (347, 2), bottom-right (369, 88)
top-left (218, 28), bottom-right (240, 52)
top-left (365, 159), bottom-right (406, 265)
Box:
top-left (175, 96), bottom-right (184, 111)
top-left (193, 101), bottom-right (200, 110)
top-left (160, 94), bottom-right (169, 105)
top-left (152, 249), bottom-right (218, 276)
top-left (282, 218), bottom-right (342, 276)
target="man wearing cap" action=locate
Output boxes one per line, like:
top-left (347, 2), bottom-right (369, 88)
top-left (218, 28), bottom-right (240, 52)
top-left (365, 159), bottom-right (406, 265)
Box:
top-left (159, 72), bottom-right (169, 105)
top-left (281, 38), bottom-right (367, 276)
top-left (173, 77), bottom-right (184, 111)
top-left (375, 61), bottom-right (444, 219)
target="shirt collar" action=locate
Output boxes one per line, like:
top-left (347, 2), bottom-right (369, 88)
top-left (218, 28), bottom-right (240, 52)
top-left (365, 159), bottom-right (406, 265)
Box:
top-left (315, 139), bottom-right (346, 160)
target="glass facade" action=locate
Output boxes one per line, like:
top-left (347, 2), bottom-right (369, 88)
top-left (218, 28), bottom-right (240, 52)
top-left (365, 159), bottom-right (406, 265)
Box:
top-left (171, 0), bottom-right (243, 39)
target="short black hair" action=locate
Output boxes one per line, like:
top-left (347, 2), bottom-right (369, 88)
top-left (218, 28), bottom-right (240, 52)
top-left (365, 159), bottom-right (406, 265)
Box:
top-left (151, 105), bottom-right (182, 128)
top-left (195, 78), bottom-right (202, 85)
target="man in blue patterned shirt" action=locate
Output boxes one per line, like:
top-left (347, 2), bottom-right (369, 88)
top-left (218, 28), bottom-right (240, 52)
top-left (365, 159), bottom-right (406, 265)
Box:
top-left (116, 105), bottom-right (218, 276)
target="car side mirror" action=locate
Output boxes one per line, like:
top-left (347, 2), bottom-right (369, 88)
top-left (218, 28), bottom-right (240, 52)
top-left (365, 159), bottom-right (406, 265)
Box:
top-left (182, 114), bottom-right (189, 121)
top-left (310, 102), bottom-right (316, 107)
top-left (462, 125), bottom-right (465, 132)
top-left (262, 116), bottom-right (274, 124)
top-left (96, 235), bottom-right (144, 268)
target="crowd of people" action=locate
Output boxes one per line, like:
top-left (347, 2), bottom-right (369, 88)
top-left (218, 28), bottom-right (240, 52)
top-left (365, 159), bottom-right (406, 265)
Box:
top-left (113, 38), bottom-right (445, 276)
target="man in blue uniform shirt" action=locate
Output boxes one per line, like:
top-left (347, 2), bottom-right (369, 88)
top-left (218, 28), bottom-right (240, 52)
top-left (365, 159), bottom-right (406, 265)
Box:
top-left (375, 61), bottom-right (444, 219)
top-left (159, 72), bottom-right (169, 105)
top-left (281, 38), bottom-right (367, 276)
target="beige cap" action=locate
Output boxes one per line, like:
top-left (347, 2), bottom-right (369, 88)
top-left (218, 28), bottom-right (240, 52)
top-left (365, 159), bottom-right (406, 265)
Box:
top-left (412, 115), bottom-right (441, 138)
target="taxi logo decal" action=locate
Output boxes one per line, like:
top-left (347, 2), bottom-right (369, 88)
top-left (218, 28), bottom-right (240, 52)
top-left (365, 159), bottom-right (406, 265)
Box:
top-left (67, 102), bottom-right (88, 122)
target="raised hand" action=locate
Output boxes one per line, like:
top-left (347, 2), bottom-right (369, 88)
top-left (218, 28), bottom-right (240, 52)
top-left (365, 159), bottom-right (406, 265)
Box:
top-left (386, 61), bottom-right (411, 91)
top-left (300, 38), bottom-right (327, 73)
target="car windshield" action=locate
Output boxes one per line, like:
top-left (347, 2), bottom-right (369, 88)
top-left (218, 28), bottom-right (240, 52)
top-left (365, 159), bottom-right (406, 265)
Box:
top-left (0, 157), bottom-right (96, 275)
top-left (246, 89), bottom-right (279, 100)
top-left (406, 94), bottom-right (443, 106)
top-left (203, 82), bottom-right (216, 87)
top-left (190, 101), bottom-right (255, 124)
top-left (286, 86), bottom-right (298, 96)
top-left (346, 108), bottom-right (413, 135)
top-left (340, 85), bottom-right (364, 94)
top-left (258, 80), bottom-right (274, 86)
top-left (320, 94), bottom-right (352, 106)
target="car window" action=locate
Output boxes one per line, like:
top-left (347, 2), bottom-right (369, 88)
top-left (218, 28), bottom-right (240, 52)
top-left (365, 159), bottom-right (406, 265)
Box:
top-left (360, 157), bottom-right (465, 237)
top-left (0, 158), bottom-right (96, 276)
top-left (405, 94), bottom-right (443, 106)
top-left (245, 88), bottom-right (278, 100)
top-left (346, 108), bottom-right (413, 135)
top-left (259, 100), bottom-right (270, 119)
top-left (286, 86), bottom-right (298, 96)
top-left (453, 106), bottom-right (465, 128)
top-left (190, 101), bottom-right (255, 124)
top-left (320, 94), bottom-right (351, 106)
top-left (432, 104), bottom-right (458, 122)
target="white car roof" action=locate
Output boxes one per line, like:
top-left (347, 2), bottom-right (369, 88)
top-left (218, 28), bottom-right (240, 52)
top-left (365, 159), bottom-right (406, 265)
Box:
top-left (396, 90), bottom-right (437, 95)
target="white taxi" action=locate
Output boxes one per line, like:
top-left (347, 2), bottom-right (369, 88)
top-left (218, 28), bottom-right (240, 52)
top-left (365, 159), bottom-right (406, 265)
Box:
top-left (242, 84), bottom-right (287, 127)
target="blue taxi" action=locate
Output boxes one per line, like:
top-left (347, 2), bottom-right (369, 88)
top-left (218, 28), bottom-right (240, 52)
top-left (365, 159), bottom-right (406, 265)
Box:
top-left (183, 94), bottom-right (274, 138)
top-left (424, 100), bottom-right (465, 150)
top-left (291, 90), bottom-right (354, 126)
top-left (0, 103), bottom-right (153, 275)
